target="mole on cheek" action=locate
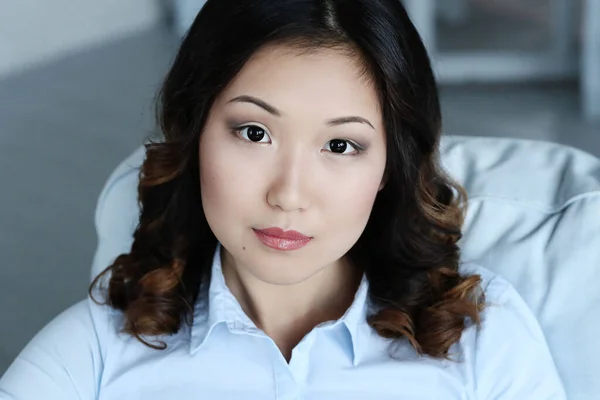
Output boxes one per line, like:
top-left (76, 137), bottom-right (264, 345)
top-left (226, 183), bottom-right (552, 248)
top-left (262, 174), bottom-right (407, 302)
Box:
top-left (243, 246), bottom-right (246, 251)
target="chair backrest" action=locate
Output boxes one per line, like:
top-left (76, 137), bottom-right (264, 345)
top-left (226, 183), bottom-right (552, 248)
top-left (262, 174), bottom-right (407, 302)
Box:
top-left (92, 135), bottom-right (600, 400)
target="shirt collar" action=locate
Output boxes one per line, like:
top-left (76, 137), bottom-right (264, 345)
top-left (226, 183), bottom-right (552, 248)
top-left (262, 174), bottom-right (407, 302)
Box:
top-left (190, 243), bottom-right (371, 366)
top-left (190, 243), bottom-right (256, 354)
top-left (346, 274), bottom-right (371, 365)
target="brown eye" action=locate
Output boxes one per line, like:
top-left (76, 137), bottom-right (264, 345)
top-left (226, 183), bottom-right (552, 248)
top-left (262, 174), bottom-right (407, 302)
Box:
top-left (237, 125), bottom-right (271, 143)
top-left (324, 139), bottom-right (361, 156)
top-left (329, 139), bottom-right (348, 153)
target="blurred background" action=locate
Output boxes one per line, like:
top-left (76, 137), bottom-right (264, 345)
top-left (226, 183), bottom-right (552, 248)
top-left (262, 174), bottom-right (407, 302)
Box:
top-left (0, 0), bottom-right (598, 376)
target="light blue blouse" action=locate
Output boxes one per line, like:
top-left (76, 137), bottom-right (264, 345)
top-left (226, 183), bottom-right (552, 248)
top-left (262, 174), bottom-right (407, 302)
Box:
top-left (0, 244), bottom-right (566, 399)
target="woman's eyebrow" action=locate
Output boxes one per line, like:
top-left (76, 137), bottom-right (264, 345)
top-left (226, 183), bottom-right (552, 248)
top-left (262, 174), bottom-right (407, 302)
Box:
top-left (227, 95), bottom-right (375, 129)
top-left (326, 116), bottom-right (375, 130)
top-left (227, 95), bottom-right (281, 116)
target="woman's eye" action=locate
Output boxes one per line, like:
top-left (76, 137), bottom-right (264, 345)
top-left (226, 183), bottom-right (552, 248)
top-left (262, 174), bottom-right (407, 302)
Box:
top-left (235, 125), bottom-right (271, 144)
top-left (323, 139), bottom-right (361, 156)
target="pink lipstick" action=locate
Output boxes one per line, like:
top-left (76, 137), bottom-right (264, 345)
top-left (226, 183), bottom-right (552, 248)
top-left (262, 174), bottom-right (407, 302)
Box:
top-left (253, 227), bottom-right (312, 251)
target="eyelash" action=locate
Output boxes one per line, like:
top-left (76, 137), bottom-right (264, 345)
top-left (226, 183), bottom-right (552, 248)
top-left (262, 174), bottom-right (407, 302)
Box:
top-left (231, 124), bottom-right (366, 156)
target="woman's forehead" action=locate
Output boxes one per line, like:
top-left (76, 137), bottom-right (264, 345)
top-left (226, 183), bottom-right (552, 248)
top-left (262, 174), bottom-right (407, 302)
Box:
top-left (215, 44), bottom-right (381, 120)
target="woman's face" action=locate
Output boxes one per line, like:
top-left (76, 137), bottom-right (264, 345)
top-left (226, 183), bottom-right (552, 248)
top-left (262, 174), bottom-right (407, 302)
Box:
top-left (199, 44), bottom-right (387, 285)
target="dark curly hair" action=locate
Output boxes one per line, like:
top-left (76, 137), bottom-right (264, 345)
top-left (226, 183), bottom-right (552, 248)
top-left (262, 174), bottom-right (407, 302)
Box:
top-left (90, 0), bottom-right (485, 359)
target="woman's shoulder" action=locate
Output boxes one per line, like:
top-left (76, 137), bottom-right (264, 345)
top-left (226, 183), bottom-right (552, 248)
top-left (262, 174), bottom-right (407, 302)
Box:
top-left (25, 295), bottom-right (123, 358)
top-left (31, 294), bottom-right (123, 344)
top-left (458, 262), bottom-right (515, 304)
top-left (457, 261), bottom-right (542, 343)
top-left (456, 262), bottom-right (566, 399)
top-left (0, 297), bottom-right (115, 398)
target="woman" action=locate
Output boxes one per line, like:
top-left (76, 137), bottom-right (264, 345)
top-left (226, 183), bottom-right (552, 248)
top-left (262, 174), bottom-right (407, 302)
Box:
top-left (0, 0), bottom-right (565, 398)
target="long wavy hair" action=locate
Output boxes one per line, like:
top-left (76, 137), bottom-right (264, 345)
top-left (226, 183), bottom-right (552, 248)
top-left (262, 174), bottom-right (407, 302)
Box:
top-left (90, 0), bottom-right (485, 359)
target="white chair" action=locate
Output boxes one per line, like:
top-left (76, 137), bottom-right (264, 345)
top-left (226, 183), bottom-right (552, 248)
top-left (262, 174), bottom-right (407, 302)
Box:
top-left (92, 135), bottom-right (600, 400)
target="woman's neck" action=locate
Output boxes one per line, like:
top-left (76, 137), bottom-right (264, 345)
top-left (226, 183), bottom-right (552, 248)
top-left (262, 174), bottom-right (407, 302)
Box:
top-left (221, 249), bottom-right (362, 362)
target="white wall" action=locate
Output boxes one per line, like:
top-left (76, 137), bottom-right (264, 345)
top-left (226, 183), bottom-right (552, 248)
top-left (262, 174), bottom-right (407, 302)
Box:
top-left (0, 0), bottom-right (163, 79)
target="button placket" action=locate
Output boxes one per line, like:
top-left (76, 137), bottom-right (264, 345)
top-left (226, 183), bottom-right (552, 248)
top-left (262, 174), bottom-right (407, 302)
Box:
top-left (288, 331), bottom-right (318, 398)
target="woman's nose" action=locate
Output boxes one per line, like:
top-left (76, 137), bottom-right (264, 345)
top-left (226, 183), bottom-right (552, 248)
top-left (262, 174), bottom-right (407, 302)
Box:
top-left (266, 151), bottom-right (312, 213)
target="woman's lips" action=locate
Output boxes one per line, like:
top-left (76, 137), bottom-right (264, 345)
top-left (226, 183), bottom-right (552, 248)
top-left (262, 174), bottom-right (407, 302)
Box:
top-left (252, 228), bottom-right (312, 251)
